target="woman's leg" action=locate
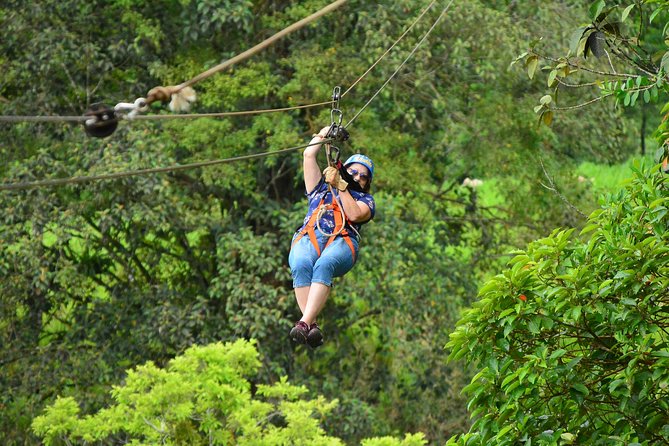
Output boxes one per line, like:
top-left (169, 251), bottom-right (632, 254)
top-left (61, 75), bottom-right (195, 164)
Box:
top-left (294, 286), bottom-right (309, 313)
top-left (300, 283), bottom-right (331, 325)
top-left (288, 235), bottom-right (320, 314)
top-left (300, 236), bottom-right (358, 325)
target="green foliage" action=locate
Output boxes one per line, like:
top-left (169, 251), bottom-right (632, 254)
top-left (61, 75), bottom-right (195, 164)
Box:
top-left (0, 1), bottom-right (650, 445)
top-left (577, 156), bottom-right (656, 197)
top-left (516, 0), bottom-right (669, 158)
top-left (32, 339), bottom-right (425, 446)
top-left (447, 163), bottom-right (669, 445)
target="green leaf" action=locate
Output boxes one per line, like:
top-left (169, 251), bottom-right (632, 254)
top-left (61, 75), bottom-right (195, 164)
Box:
top-left (509, 51), bottom-right (529, 69)
top-left (547, 70), bottom-right (558, 87)
top-left (496, 424), bottom-right (514, 439)
top-left (549, 349), bottom-right (566, 360)
top-left (528, 317), bottom-right (541, 334)
top-left (569, 27), bottom-right (588, 55)
top-left (572, 383), bottom-right (589, 395)
top-left (527, 55), bottom-right (539, 79)
top-left (650, 7), bottom-right (662, 24)
top-left (661, 52), bottom-right (669, 76)
top-left (621, 4), bottom-right (634, 22)
top-left (647, 413), bottom-right (665, 430)
top-left (580, 223), bottom-right (599, 235)
top-left (630, 90), bottom-right (639, 107)
top-left (660, 101), bottom-right (669, 114)
top-left (561, 432), bottom-right (575, 443)
top-left (589, 0), bottom-right (606, 21)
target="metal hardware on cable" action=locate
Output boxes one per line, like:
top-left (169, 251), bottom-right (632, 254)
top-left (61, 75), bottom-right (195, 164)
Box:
top-left (325, 86), bottom-right (349, 143)
top-left (83, 98), bottom-right (148, 138)
top-left (319, 85), bottom-right (349, 237)
top-left (325, 143), bottom-right (340, 167)
top-left (114, 97), bottom-right (149, 119)
top-left (332, 85), bottom-right (341, 109)
top-left (83, 103), bottom-right (118, 138)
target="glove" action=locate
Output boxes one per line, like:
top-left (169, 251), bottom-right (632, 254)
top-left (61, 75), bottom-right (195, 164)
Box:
top-left (323, 166), bottom-right (348, 191)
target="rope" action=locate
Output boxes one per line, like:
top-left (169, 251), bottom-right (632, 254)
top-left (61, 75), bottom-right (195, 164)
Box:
top-left (0, 0), bottom-right (434, 125)
top-left (0, 139), bottom-right (332, 191)
top-left (132, 101), bottom-right (333, 120)
top-left (0, 115), bottom-right (91, 123)
top-left (0, 101), bottom-right (333, 123)
top-left (0, 2), bottom-right (456, 192)
top-left (341, 0), bottom-right (438, 98)
top-left (144, 0), bottom-right (349, 106)
top-left (318, 143), bottom-right (346, 237)
top-left (345, 0), bottom-right (455, 129)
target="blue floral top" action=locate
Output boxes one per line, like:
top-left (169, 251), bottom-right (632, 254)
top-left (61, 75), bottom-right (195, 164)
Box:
top-left (299, 179), bottom-right (375, 237)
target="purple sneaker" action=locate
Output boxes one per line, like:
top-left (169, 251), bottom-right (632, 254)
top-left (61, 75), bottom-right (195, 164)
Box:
top-left (290, 321), bottom-right (309, 344)
top-left (306, 323), bottom-right (324, 348)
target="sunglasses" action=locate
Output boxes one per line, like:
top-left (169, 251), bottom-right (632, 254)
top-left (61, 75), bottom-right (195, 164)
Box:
top-left (347, 168), bottom-right (370, 181)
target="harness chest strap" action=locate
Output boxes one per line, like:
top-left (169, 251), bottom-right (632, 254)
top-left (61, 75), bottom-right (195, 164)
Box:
top-left (292, 196), bottom-right (356, 261)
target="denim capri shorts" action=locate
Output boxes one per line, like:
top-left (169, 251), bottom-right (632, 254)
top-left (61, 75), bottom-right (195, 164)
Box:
top-left (288, 228), bottom-right (359, 288)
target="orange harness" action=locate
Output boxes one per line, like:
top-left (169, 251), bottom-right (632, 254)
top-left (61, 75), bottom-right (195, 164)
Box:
top-left (292, 195), bottom-right (357, 261)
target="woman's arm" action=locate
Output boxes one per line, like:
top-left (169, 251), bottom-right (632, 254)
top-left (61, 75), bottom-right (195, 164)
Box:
top-left (303, 126), bottom-right (330, 193)
top-left (338, 189), bottom-right (372, 223)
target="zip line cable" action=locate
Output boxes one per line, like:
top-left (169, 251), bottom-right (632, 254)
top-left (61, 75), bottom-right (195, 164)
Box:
top-left (0, 0), bottom-right (348, 124)
top-left (341, 0), bottom-right (437, 98)
top-left (0, 101), bottom-right (334, 123)
top-left (0, 1), bottom-right (436, 124)
top-left (0, 1), bottom-right (453, 191)
top-left (0, 139), bottom-right (333, 191)
top-left (345, 0), bottom-right (454, 129)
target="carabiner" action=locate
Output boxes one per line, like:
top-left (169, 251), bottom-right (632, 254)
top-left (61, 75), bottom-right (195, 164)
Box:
top-left (327, 144), bottom-right (341, 165)
top-left (332, 86), bottom-right (341, 110)
top-left (326, 86), bottom-right (349, 142)
top-left (330, 108), bottom-right (343, 128)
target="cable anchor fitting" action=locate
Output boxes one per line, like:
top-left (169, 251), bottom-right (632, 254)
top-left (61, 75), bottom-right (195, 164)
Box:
top-left (114, 97), bottom-right (149, 120)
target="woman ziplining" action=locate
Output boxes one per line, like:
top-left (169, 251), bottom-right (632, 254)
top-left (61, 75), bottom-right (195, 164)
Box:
top-left (288, 125), bottom-right (375, 348)
top-left (0, 1), bottom-right (448, 349)
top-left (283, 0), bottom-right (456, 347)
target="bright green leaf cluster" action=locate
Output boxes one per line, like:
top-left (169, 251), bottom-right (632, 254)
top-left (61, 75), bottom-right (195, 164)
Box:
top-left (447, 162), bottom-right (669, 445)
top-left (32, 339), bottom-right (426, 446)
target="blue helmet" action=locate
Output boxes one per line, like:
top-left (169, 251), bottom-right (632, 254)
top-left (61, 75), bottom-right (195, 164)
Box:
top-left (344, 154), bottom-right (375, 180)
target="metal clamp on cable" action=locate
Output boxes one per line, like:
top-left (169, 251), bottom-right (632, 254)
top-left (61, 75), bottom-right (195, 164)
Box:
top-left (326, 86), bottom-right (350, 143)
top-left (83, 103), bottom-right (118, 138)
top-left (114, 97), bottom-right (149, 120)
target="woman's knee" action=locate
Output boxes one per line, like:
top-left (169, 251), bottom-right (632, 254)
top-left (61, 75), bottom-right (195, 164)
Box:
top-left (314, 253), bottom-right (354, 280)
top-left (290, 255), bottom-right (314, 276)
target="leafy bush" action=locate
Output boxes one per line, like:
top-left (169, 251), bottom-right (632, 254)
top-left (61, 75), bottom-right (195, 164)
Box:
top-left (33, 339), bottom-right (427, 446)
top-left (447, 162), bottom-right (669, 445)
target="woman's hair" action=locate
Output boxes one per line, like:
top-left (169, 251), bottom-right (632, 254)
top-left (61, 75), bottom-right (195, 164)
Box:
top-left (361, 178), bottom-right (371, 193)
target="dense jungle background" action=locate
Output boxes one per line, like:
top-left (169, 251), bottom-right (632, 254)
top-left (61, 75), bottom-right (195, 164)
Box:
top-left (3, 0), bottom-right (669, 445)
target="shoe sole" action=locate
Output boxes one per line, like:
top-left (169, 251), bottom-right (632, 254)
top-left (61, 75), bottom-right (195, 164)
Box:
top-left (290, 328), bottom-right (308, 344)
top-left (306, 330), bottom-right (324, 348)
